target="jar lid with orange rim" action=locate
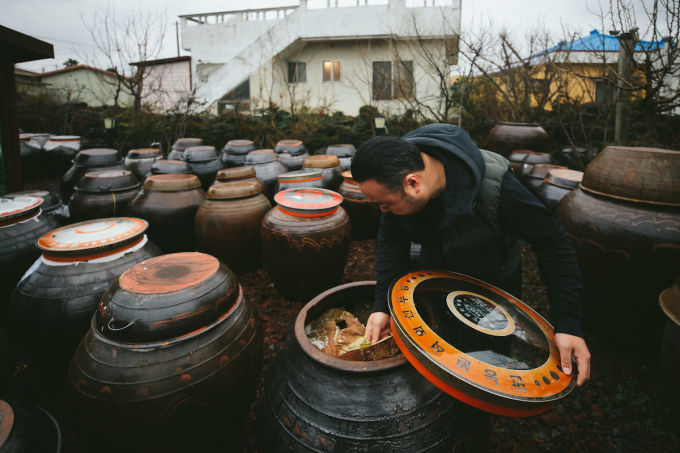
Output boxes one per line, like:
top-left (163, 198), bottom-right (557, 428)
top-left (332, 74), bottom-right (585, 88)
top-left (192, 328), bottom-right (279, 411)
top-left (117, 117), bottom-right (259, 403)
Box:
top-left (216, 166), bottom-right (257, 181)
top-left (389, 270), bottom-right (576, 417)
top-left (207, 181), bottom-right (262, 200)
top-left (303, 155), bottom-right (340, 168)
top-left (341, 171), bottom-right (357, 184)
top-left (142, 174), bottom-right (202, 191)
top-left (277, 169), bottom-right (322, 183)
top-left (37, 218), bottom-right (148, 262)
top-left (275, 188), bottom-right (343, 217)
top-left (0, 196), bottom-right (43, 227)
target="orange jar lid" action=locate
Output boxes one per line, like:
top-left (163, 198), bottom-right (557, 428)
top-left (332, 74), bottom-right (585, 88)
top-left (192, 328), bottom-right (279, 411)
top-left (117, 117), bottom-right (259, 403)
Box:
top-left (303, 155), bottom-right (340, 169)
top-left (275, 188), bottom-right (343, 217)
top-left (207, 181), bottom-right (261, 200)
top-left (0, 196), bottom-right (43, 227)
top-left (143, 174), bottom-right (202, 191)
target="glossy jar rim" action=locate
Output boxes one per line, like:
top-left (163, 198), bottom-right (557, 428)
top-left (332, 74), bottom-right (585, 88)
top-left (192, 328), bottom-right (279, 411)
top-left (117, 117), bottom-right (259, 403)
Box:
top-left (207, 181), bottom-right (262, 199)
top-left (216, 166), bottom-right (256, 180)
top-left (277, 169), bottom-right (323, 183)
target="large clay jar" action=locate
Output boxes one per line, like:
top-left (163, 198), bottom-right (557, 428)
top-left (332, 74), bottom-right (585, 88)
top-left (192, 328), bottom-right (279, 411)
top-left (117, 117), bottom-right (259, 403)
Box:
top-left (274, 140), bottom-right (309, 171)
top-left (44, 135), bottom-right (81, 174)
top-left (0, 196), bottom-right (61, 303)
top-left (536, 169), bottom-right (583, 212)
top-left (168, 137), bottom-right (204, 160)
top-left (195, 182), bottom-right (271, 274)
top-left (212, 166), bottom-right (267, 196)
top-left (302, 155), bottom-right (344, 192)
top-left (124, 148), bottom-right (162, 180)
top-left (60, 148), bottom-right (127, 202)
top-left (0, 399), bottom-right (61, 452)
top-left (126, 174), bottom-right (205, 253)
top-left (257, 282), bottom-right (489, 453)
top-left (517, 152), bottom-right (553, 186)
top-left (69, 170), bottom-right (140, 222)
top-left (338, 171), bottom-right (381, 240)
top-left (556, 146), bottom-right (680, 355)
top-left (145, 159), bottom-right (193, 178)
top-left (488, 122), bottom-right (549, 158)
top-left (181, 146), bottom-right (224, 190)
top-left (261, 188), bottom-right (351, 301)
top-left (244, 149), bottom-right (289, 199)
top-left (524, 164), bottom-right (567, 195)
top-left (222, 139), bottom-right (256, 168)
top-left (274, 169), bottom-right (324, 195)
top-left (7, 218), bottom-right (162, 371)
top-left (508, 150), bottom-right (534, 176)
top-left (326, 144), bottom-right (356, 171)
top-left (660, 276), bottom-right (680, 412)
top-left (67, 253), bottom-right (262, 453)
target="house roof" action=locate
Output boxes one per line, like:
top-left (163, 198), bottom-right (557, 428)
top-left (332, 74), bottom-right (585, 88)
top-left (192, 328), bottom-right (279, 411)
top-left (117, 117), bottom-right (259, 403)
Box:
top-left (544, 30), bottom-right (665, 54)
top-left (34, 64), bottom-right (132, 80)
top-left (0, 25), bottom-right (53, 63)
top-left (130, 56), bottom-right (191, 67)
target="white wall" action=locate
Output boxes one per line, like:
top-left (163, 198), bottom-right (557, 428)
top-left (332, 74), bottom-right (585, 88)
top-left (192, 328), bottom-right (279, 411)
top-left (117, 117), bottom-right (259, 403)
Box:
top-left (140, 60), bottom-right (192, 111)
top-left (40, 68), bottom-right (134, 107)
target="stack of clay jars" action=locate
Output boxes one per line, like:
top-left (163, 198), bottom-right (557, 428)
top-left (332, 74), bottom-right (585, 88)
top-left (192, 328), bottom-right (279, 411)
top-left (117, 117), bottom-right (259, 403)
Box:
top-left (244, 150), bottom-right (288, 198)
top-left (222, 139), bottom-right (256, 168)
top-left (261, 188), bottom-right (351, 301)
top-left (168, 138), bottom-right (204, 160)
top-left (181, 146), bottom-right (224, 190)
top-left (195, 182), bottom-right (271, 274)
top-left (7, 218), bottom-right (162, 369)
top-left (274, 140), bottom-right (309, 171)
top-left (127, 174), bottom-right (205, 253)
top-left (68, 253), bottom-right (262, 453)
top-left (535, 169), bottom-right (583, 211)
top-left (326, 144), bottom-right (356, 171)
top-left (524, 164), bottom-right (567, 195)
top-left (61, 149), bottom-right (127, 202)
top-left (0, 399), bottom-right (61, 452)
top-left (69, 170), bottom-right (140, 222)
top-left (556, 146), bottom-right (680, 355)
top-left (338, 171), bottom-right (381, 239)
top-left (274, 169), bottom-right (324, 194)
top-left (124, 148), bottom-right (162, 180)
top-left (144, 159), bottom-right (193, 179)
top-left (302, 155), bottom-right (344, 191)
top-left (212, 166), bottom-right (267, 195)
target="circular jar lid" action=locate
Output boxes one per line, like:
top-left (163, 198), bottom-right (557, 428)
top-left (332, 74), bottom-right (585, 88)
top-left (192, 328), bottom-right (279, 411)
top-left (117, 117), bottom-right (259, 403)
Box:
top-left (274, 140), bottom-right (307, 155)
top-left (275, 188), bottom-right (343, 217)
top-left (127, 148), bottom-right (161, 159)
top-left (660, 275), bottom-right (680, 327)
top-left (528, 164), bottom-right (567, 180)
top-left (143, 174), bottom-right (202, 191)
top-left (544, 169), bottom-right (583, 190)
top-left (181, 145), bottom-right (220, 162)
top-left (389, 270), bottom-right (576, 417)
top-left (172, 138), bottom-right (204, 151)
top-left (508, 150), bottom-right (534, 162)
top-left (6, 190), bottom-right (61, 212)
top-left (207, 181), bottom-right (261, 199)
top-left (0, 196), bottom-right (43, 226)
top-left (37, 218), bottom-right (148, 261)
top-left (96, 252), bottom-right (239, 343)
top-left (524, 153), bottom-right (552, 165)
top-left (303, 155), bottom-right (340, 168)
top-left (224, 139), bottom-right (256, 155)
top-left (277, 169), bottom-right (323, 183)
top-left (326, 144), bottom-right (356, 157)
top-left (341, 171), bottom-right (357, 184)
top-left (49, 135), bottom-right (81, 141)
top-left (75, 170), bottom-right (140, 193)
top-left (73, 148), bottom-right (122, 166)
top-left (215, 166), bottom-right (256, 181)
top-left (149, 159), bottom-right (192, 175)
top-left (245, 149), bottom-right (279, 164)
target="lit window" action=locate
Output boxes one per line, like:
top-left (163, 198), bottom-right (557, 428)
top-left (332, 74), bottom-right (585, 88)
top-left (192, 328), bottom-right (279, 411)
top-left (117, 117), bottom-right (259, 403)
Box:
top-left (323, 61), bottom-right (341, 82)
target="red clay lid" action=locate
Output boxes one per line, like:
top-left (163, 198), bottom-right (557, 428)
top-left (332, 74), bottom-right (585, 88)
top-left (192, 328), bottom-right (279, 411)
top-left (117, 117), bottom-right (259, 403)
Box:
top-left (216, 166), bottom-right (256, 180)
top-left (544, 169), bottom-right (583, 189)
top-left (275, 188), bottom-right (343, 217)
top-left (0, 196), bottom-right (43, 227)
top-left (143, 174), bottom-right (202, 191)
top-left (303, 155), bottom-right (340, 169)
top-left (207, 181), bottom-right (261, 200)
top-left (341, 171), bottom-right (357, 184)
top-left (389, 270), bottom-right (576, 417)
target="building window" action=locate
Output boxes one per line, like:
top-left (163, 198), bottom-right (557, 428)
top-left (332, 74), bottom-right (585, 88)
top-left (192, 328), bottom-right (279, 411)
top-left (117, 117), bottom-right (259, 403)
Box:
top-left (323, 61), bottom-right (341, 82)
top-left (595, 80), bottom-right (614, 103)
top-left (288, 62), bottom-right (306, 83)
top-left (373, 61), bottom-right (392, 100)
top-left (395, 61), bottom-right (414, 100)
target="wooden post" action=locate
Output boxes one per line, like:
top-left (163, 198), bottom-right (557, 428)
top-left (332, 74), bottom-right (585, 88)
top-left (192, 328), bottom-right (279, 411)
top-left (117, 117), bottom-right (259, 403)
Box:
top-left (0, 59), bottom-right (23, 194)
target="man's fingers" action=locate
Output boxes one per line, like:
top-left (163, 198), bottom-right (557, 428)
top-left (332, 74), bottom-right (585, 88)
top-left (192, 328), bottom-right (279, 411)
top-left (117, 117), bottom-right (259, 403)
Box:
top-left (365, 322), bottom-right (376, 344)
top-left (558, 345), bottom-right (573, 376)
top-left (575, 349), bottom-right (591, 386)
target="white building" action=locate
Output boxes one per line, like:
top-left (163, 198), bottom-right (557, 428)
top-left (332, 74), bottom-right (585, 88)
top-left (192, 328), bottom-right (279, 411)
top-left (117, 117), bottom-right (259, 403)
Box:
top-left (130, 56), bottom-right (193, 112)
top-left (180, 0), bottom-right (461, 116)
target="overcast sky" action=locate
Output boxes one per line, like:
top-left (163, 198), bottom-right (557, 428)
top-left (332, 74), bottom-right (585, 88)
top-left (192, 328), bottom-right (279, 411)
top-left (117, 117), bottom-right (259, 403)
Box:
top-left (4, 0), bottom-right (615, 73)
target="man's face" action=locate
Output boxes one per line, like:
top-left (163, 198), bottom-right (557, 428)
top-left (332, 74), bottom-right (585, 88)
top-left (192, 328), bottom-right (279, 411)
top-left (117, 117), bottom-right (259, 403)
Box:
top-left (357, 178), bottom-right (427, 216)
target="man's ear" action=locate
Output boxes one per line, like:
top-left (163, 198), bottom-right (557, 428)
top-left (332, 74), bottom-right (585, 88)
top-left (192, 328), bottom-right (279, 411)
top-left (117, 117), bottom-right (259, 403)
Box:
top-left (404, 173), bottom-right (421, 194)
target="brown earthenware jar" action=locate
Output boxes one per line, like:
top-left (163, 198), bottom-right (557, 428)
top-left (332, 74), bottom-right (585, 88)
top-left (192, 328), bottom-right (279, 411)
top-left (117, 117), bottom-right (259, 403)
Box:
top-left (60, 148), bottom-right (127, 202)
top-left (126, 174), bottom-right (205, 253)
top-left (302, 155), bottom-right (344, 192)
top-left (517, 152), bottom-right (553, 186)
top-left (69, 170), bottom-right (140, 222)
top-left (168, 137), bottom-right (204, 160)
top-left (261, 188), bottom-right (351, 301)
top-left (524, 164), bottom-right (567, 194)
top-left (124, 148), bottom-right (162, 180)
top-left (222, 139), bottom-right (256, 168)
top-left (660, 276), bottom-right (680, 412)
top-left (145, 159), bottom-right (193, 178)
top-left (67, 252), bottom-right (262, 453)
top-left (508, 150), bottom-right (534, 175)
top-left (274, 169), bottom-right (324, 194)
top-left (195, 182), bottom-right (271, 274)
top-left (0, 399), bottom-right (61, 452)
top-left (245, 150), bottom-right (289, 199)
top-left (274, 140), bottom-right (309, 171)
top-left (338, 171), bottom-right (381, 239)
top-left (326, 144), bottom-right (356, 171)
top-left (535, 169), bottom-right (583, 211)
top-left (556, 146), bottom-right (680, 356)
top-left (488, 122), bottom-right (549, 157)
top-left (181, 146), bottom-right (224, 190)
top-left (212, 166), bottom-right (267, 195)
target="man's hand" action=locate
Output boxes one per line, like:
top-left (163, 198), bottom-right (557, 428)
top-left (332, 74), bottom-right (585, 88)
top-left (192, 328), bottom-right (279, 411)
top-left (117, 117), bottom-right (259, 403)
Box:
top-left (555, 333), bottom-right (591, 386)
top-left (366, 312), bottom-right (392, 344)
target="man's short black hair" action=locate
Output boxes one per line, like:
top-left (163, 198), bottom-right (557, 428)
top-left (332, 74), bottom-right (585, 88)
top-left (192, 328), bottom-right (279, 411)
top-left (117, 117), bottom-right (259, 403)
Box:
top-left (351, 136), bottom-right (424, 192)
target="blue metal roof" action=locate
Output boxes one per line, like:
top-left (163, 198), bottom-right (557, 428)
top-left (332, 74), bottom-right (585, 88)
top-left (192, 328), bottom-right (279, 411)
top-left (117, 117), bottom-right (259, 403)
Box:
top-left (544, 30), bottom-right (665, 53)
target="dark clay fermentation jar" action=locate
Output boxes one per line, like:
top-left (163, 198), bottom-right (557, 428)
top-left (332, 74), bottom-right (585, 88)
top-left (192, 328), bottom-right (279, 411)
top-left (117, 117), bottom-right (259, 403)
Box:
top-left (69, 170), bottom-right (140, 222)
top-left (44, 135), bottom-right (82, 175)
top-left (212, 166), bottom-right (267, 195)
top-left (222, 139), bottom-right (256, 168)
top-left (0, 196), bottom-right (61, 302)
top-left (257, 282), bottom-right (489, 453)
top-left (524, 164), bottom-right (566, 195)
top-left (181, 146), bottom-right (224, 190)
top-left (302, 155), bottom-right (344, 192)
top-left (261, 188), bottom-right (351, 301)
top-left (168, 137), bottom-right (204, 160)
top-left (660, 276), bottom-right (680, 412)
top-left (517, 152), bottom-right (553, 186)
top-left (274, 169), bottom-right (324, 194)
top-left (488, 122), bottom-right (549, 158)
top-left (274, 140), bottom-right (309, 171)
top-left (60, 148), bottom-right (127, 202)
top-left (145, 159), bottom-right (193, 178)
top-left (7, 218), bottom-right (162, 370)
top-left (556, 146), bottom-right (680, 356)
top-left (196, 182), bottom-right (271, 274)
top-left (124, 148), bottom-right (162, 180)
top-left (68, 253), bottom-right (262, 453)
top-left (535, 169), bottom-right (583, 212)
top-left (338, 171), bottom-right (381, 239)
top-left (326, 144), bottom-right (356, 171)
top-left (0, 399), bottom-right (61, 453)
top-left (508, 150), bottom-right (534, 175)
top-left (244, 149), bottom-right (289, 198)
top-left (127, 174), bottom-right (205, 254)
